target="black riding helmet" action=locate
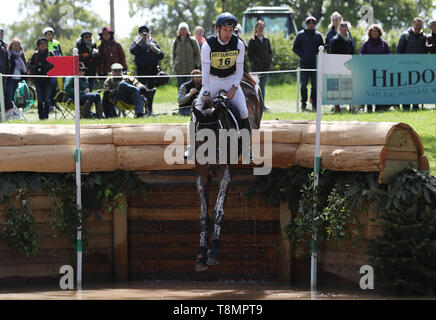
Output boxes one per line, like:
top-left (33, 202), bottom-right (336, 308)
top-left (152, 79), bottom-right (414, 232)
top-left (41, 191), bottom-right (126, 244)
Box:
top-left (215, 12), bottom-right (238, 28)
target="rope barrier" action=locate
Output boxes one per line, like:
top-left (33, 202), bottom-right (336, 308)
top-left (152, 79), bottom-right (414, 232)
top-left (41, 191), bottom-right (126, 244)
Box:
top-left (0, 69), bottom-right (317, 79)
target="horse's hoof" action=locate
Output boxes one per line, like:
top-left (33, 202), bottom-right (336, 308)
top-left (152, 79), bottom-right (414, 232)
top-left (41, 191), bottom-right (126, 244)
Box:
top-left (207, 256), bottom-right (219, 266)
top-left (195, 262), bottom-right (208, 272)
top-left (207, 242), bottom-right (220, 265)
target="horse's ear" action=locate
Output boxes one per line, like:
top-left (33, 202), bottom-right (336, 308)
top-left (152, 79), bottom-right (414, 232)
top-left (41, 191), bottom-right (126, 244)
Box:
top-left (192, 107), bottom-right (203, 121)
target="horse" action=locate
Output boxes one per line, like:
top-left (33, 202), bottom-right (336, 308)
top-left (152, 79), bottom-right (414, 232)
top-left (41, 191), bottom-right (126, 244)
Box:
top-left (192, 73), bottom-right (264, 271)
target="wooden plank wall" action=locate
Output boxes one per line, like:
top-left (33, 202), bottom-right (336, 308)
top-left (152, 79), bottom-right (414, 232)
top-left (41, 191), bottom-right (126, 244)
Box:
top-left (128, 169), bottom-right (281, 281)
top-left (0, 193), bottom-right (114, 282)
top-left (279, 202), bottom-right (382, 284)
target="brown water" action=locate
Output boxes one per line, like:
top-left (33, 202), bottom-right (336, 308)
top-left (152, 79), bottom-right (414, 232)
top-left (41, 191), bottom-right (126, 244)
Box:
top-left (0, 280), bottom-right (396, 300)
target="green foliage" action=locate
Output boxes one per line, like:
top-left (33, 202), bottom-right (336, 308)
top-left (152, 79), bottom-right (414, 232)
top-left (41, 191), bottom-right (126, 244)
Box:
top-left (0, 171), bottom-right (148, 258)
top-left (0, 173), bottom-right (44, 258)
top-left (248, 167), bottom-right (436, 295)
top-left (367, 169), bottom-right (436, 295)
top-left (1, 193), bottom-right (40, 258)
top-left (8, 0), bottom-right (106, 52)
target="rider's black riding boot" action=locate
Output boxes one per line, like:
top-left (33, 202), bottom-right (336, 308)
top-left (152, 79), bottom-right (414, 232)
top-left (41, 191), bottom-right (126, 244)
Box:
top-left (240, 118), bottom-right (253, 163)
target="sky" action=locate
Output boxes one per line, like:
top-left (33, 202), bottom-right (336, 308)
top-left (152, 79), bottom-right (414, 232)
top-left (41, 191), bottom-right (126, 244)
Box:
top-left (0, 0), bottom-right (151, 39)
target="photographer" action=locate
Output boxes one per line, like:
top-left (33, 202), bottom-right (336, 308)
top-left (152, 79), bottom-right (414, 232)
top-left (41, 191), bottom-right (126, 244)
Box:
top-left (28, 38), bottom-right (54, 120)
top-left (130, 25), bottom-right (164, 112)
top-left (76, 31), bottom-right (99, 91)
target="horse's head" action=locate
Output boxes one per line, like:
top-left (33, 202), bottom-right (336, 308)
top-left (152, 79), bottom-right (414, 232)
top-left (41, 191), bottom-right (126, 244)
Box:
top-left (192, 93), bottom-right (228, 132)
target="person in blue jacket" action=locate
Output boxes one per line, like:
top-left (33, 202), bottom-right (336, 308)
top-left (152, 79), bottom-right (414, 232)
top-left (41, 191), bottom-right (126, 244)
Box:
top-left (292, 16), bottom-right (324, 111)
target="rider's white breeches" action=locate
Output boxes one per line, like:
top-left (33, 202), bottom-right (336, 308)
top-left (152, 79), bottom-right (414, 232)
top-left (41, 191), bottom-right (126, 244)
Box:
top-left (195, 77), bottom-right (249, 119)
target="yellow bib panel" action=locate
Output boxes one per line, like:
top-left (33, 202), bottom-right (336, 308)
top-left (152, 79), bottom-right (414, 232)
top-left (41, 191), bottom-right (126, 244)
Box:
top-left (210, 50), bottom-right (239, 70)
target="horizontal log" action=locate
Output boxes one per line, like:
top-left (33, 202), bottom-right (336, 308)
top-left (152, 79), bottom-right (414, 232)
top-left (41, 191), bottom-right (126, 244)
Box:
top-left (117, 145), bottom-right (194, 171)
top-left (113, 124), bottom-right (189, 146)
top-left (128, 206), bottom-right (279, 221)
top-left (0, 125), bottom-right (113, 146)
top-left (299, 121), bottom-right (399, 146)
top-left (0, 144), bottom-right (117, 172)
top-left (296, 144), bottom-right (384, 172)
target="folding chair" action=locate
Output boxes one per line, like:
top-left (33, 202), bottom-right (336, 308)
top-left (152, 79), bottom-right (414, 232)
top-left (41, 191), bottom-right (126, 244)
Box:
top-left (53, 89), bottom-right (75, 120)
top-left (13, 80), bottom-right (36, 120)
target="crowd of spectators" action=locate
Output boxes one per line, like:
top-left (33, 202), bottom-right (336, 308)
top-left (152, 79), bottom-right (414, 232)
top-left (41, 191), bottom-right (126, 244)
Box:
top-left (1, 14), bottom-right (436, 120)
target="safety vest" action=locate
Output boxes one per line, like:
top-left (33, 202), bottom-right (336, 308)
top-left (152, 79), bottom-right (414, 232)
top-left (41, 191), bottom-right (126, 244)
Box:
top-left (206, 34), bottom-right (239, 78)
top-left (48, 39), bottom-right (62, 56)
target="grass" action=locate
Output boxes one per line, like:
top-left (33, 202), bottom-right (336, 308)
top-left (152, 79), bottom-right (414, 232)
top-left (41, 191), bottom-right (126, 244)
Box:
top-left (3, 82), bottom-right (435, 174)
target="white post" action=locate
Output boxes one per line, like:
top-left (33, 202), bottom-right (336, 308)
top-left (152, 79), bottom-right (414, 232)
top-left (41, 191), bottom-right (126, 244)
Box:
top-left (311, 45), bottom-right (325, 292)
top-left (0, 74), bottom-right (5, 122)
top-left (296, 67), bottom-right (300, 113)
top-left (73, 48), bottom-right (83, 290)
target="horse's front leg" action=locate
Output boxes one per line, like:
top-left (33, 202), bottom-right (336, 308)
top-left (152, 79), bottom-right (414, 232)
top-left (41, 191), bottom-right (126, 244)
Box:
top-left (208, 165), bottom-right (231, 266)
top-left (195, 167), bottom-right (210, 272)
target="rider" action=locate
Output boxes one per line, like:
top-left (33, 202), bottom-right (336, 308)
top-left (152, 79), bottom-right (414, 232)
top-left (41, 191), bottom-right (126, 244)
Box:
top-left (184, 12), bottom-right (252, 160)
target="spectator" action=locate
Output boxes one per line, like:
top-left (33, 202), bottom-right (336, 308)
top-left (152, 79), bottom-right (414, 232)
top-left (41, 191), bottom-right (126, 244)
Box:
top-left (178, 69), bottom-right (202, 116)
top-left (43, 27), bottom-right (62, 56)
top-left (397, 17), bottom-right (427, 111)
top-left (64, 62), bottom-right (103, 119)
top-left (76, 30), bottom-right (99, 92)
top-left (172, 22), bottom-right (201, 89)
top-left (360, 24), bottom-right (390, 113)
top-left (28, 38), bottom-right (54, 120)
top-left (130, 25), bottom-right (164, 112)
top-left (0, 28), bottom-right (9, 93)
top-left (329, 21), bottom-right (355, 113)
top-left (235, 23), bottom-right (250, 74)
top-left (4, 38), bottom-right (27, 113)
top-left (194, 26), bottom-right (206, 49)
top-left (248, 20), bottom-right (273, 106)
top-left (426, 20), bottom-right (436, 53)
top-left (103, 63), bottom-right (149, 118)
top-left (292, 16), bottom-right (324, 112)
top-left (325, 12), bottom-right (342, 53)
top-left (97, 27), bottom-right (127, 77)
top-left (43, 27), bottom-right (62, 113)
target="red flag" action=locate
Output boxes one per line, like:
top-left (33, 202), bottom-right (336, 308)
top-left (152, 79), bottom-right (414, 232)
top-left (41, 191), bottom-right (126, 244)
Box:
top-left (47, 55), bottom-right (79, 76)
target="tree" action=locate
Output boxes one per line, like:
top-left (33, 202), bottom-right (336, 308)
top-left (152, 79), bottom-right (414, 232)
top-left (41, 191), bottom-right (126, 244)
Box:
top-left (8, 0), bottom-right (105, 53)
top-left (128, 0), bottom-right (436, 37)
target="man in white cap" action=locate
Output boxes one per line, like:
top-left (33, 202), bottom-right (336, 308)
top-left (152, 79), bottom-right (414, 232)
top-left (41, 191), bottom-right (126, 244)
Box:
top-left (103, 63), bottom-right (150, 117)
top-left (172, 22), bottom-right (201, 88)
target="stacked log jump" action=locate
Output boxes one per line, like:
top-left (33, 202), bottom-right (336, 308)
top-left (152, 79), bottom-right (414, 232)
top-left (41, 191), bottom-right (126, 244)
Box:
top-left (0, 121), bottom-right (430, 283)
top-left (0, 121), bottom-right (429, 182)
